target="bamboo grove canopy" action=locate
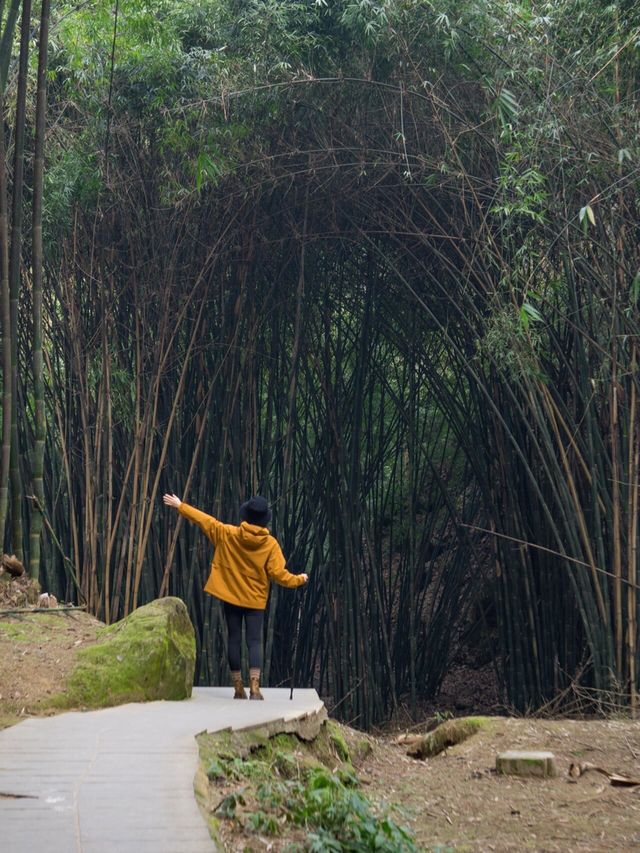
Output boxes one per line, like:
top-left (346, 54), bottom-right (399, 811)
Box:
top-left (0, 0), bottom-right (638, 727)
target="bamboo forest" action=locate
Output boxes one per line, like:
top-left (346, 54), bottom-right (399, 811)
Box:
top-left (0, 0), bottom-right (639, 731)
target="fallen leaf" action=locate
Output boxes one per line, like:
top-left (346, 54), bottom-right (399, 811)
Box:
top-left (609, 775), bottom-right (640, 788)
top-left (568, 762), bottom-right (640, 787)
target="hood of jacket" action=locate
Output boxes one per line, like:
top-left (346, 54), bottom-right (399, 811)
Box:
top-left (238, 521), bottom-right (271, 550)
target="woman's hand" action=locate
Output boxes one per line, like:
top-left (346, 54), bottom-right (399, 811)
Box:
top-left (163, 493), bottom-right (182, 509)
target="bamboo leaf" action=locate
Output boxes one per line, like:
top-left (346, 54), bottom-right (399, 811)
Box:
top-left (579, 204), bottom-right (595, 233)
top-left (496, 87), bottom-right (520, 121)
top-left (522, 302), bottom-right (543, 323)
top-left (195, 152), bottom-right (222, 192)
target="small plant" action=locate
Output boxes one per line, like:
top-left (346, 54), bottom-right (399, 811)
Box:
top-left (214, 787), bottom-right (247, 818)
top-left (307, 830), bottom-right (344, 852)
top-left (255, 779), bottom-right (289, 809)
top-left (205, 759), bottom-right (226, 781)
top-left (288, 767), bottom-right (417, 852)
top-left (434, 709), bottom-right (454, 725)
top-left (335, 766), bottom-right (358, 787)
top-left (273, 749), bottom-right (298, 778)
top-left (246, 809), bottom-right (279, 835)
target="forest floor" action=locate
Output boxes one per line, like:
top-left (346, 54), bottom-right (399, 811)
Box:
top-left (362, 716), bottom-right (640, 852)
top-left (0, 576), bottom-right (102, 728)
top-left (200, 713), bottom-right (640, 853)
top-left (2, 580), bottom-right (640, 851)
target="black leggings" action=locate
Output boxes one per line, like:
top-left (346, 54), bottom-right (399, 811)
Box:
top-left (223, 602), bottom-right (265, 671)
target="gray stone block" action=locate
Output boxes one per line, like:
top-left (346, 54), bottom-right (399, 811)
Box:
top-left (496, 749), bottom-right (557, 777)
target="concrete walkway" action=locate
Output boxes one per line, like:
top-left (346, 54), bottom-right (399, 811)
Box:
top-left (0, 687), bottom-right (324, 853)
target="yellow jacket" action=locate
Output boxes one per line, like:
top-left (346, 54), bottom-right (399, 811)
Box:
top-left (178, 502), bottom-right (305, 609)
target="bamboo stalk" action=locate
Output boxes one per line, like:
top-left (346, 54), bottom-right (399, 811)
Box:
top-left (0, 86), bottom-right (11, 547)
top-left (27, 0), bottom-right (51, 581)
top-left (627, 343), bottom-right (638, 717)
top-left (611, 354), bottom-right (623, 679)
top-left (8, 0), bottom-right (32, 565)
top-left (132, 300), bottom-right (206, 608)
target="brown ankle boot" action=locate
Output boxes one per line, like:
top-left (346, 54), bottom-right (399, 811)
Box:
top-left (249, 675), bottom-right (264, 700)
top-left (232, 673), bottom-right (247, 699)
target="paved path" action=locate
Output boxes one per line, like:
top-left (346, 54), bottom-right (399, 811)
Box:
top-left (0, 687), bottom-right (324, 853)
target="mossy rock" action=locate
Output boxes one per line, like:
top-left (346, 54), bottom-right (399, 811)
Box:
top-left (55, 597), bottom-right (195, 708)
top-left (407, 716), bottom-right (489, 759)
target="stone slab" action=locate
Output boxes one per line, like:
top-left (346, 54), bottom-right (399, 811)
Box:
top-left (496, 749), bottom-right (557, 778)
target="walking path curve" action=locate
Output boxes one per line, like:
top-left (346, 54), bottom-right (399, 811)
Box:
top-left (0, 687), bottom-right (324, 853)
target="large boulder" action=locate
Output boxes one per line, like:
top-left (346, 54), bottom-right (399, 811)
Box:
top-left (60, 597), bottom-right (196, 709)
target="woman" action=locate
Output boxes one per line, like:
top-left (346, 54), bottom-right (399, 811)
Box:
top-left (163, 492), bottom-right (308, 699)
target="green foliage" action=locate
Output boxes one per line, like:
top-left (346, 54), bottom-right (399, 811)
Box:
top-left (579, 204), bottom-right (596, 233)
top-left (433, 708), bottom-right (454, 725)
top-left (478, 304), bottom-right (545, 381)
top-left (340, 0), bottom-right (390, 46)
top-left (293, 768), bottom-right (416, 852)
top-left (29, 0), bottom-right (640, 723)
top-left (205, 759), bottom-right (226, 781)
top-left (246, 809), bottom-right (279, 834)
top-left (199, 724), bottom-right (417, 849)
top-left (215, 787), bottom-right (247, 818)
top-left (42, 141), bottom-right (100, 251)
top-left (491, 152), bottom-right (548, 224)
top-left (245, 767), bottom-right (416, 851)
top-left (520, 301), bottom-right (543, 331)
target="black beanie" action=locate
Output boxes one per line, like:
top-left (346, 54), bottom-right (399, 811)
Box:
top-left (240, 495), bottom-right (271, 527)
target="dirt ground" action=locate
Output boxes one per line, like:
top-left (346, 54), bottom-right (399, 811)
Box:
top-left (362, 717), bottom-right (640, 852)
top-left (0, 607), bottom-right (102, 726)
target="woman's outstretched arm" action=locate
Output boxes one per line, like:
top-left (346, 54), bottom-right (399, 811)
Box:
top-left (265, 541), bottom-right (308, 587)
top-left (163, 493), bottom-right (224, 545)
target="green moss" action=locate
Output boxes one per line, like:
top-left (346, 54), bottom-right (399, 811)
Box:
top-left (52, 597), bottom-right (195, 709)
top-left (0, 712), bottom-right (21, 730)
top-left (0, 622), bottom-right (31, 640)
top-left (204, 813), bottom-right (221, 843)
top-left (237, 728), bottom-right (270, 751)
top-left (355, 737), bottom-right (373, 760)
top-left (327, 720), bottom-right (351, 763)
top-left (0, 613), bottom-right (71, 641)
top-left (195, 719), bottom-right (354, 796)
top-left (273, 749), bottom-right (298, 777)
top-left (198, 727), bottom-right (271, 768)
top-left (193, 760), bottom-right (223, 847)
top-left (408, 716), bottom-right (490, 759)
top-left (464, 716), bottom-right (492, 728)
